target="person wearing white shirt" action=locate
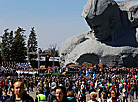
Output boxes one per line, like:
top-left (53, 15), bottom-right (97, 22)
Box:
top-left (88, 92), bottom-right (99, 102)
top-left (122, 86), bottom-right (128, 102)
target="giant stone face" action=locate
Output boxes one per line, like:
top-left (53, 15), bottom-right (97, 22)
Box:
top-left (86, 15), bottom-right (112, 41)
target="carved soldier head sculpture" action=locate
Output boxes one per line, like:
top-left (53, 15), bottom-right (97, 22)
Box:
top-left (81, 0), bottom-right (138, 46)
top-left (60, 0), bottom-right (138, 67)
top-left (82, 0), bottom-right (121, 41)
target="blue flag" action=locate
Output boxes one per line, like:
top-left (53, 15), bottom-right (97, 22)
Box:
top-left (74, 74), bottom-right (77, 78)
top-left (93, 72), bottom-right (96, 79)
top-left (86, 69), bottom-right (89, 76)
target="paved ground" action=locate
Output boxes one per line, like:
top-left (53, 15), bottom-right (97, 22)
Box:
top-left (27, 89), bottom-right (138, 102)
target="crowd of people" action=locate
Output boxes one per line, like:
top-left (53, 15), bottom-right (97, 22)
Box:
top-left (0, 62), bottom-right (138, 102)
top-left (1, 62), bottom-right (32, 70)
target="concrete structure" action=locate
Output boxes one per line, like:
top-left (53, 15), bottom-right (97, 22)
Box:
top-left (60, 0), bottom-right (138, 67)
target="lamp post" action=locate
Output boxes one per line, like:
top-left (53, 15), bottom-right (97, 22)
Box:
top-left (37, 48), bottom-right (41, 76)
top-left (37, 48), bottom-right (41, 69)
top-left (51, 49), bottom-right (55, 67)
top-left (27, 48), bottom-right (30, 64)
top-left (45, 54), bottom-right (50, 68)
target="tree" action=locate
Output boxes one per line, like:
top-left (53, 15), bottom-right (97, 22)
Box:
top-left (48, 44), bottom-right (57, 57)
top-left (1, 29), bottom-right (13, 61)
top-left (43, 45), bottom-right (59, 57)
top-left (54, 50), bottom-right (59, 57)
top-left (48, 44), bottom-right (57, 67)
top-left (9, 31), bottom-right (14, 61)
top-left (27, 27), bottom-right (38, 64)
top-left (12, 27), bottom-right (27, 62)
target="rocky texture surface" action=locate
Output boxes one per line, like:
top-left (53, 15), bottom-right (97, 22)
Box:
top-left (60, 0), bottom-right (138, 67)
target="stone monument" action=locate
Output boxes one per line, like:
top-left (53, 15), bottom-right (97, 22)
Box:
top-left (60, 0), bottom-right (138, 67)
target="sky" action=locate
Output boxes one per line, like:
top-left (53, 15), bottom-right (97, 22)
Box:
top-left (0, 0), bottom-right (133, 50)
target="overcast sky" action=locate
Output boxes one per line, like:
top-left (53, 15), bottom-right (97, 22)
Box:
top-left (0, 0), bottom-right (133, 50)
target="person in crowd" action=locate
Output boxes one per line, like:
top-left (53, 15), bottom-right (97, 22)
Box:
top-left (47, 82), bottom-right (57, 102)
top-left (107, 90), bottom-right (122, 102)
top-left (67, 90), bottom-right (77, 102)
top-left (119, 82), bottom-right (123, 94)
top-left (136, 81), bottom-right (138, 99)
top-left (6, 81), bottom-right (34, 102)
top-left (49, 86), bottom-right (71, 102)
top-left (88, 92), bottom-right (99, 102)
top-left (129, 86), bottom-right (134, 102)
top-left (35, 89), bottom-right (47, 102)
top-left (78, 85), bottom-right (86, 102)
top-left (0, 91), bottom-right (10, 102)
top-left (43, 84), bottom-right (50, 99)
top-left (30, 78), bottom-right (34, 92)
top-left (72, 84), bottom-right (77, 97)
top-left (81, 81), bottom-right (86, 90)
top-left (4, 79), bottom-right (8, 93)
top-left (89, 86), bottom-right (96, 94)
top-left (34, 78), bottom-right (38, 91)
top-left (122, 86), bottom-right (128, 102)
top-left (98, 92), bottom-right (107, 102)
top-left (8, 79), bottom-right (12, 94)
top-left (26, 78), bottom-right (30, 93)
top-left (0, 88), bottom-right (2, 101)
top-left (107, 91), bottom-right (111, 99)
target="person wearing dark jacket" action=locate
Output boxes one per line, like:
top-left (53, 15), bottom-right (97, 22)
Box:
top-left (6, 81), bottom-right (34, 102)
top-left (1, 91), bottom-right (10, 102)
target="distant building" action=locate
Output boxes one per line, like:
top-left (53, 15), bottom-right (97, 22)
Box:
top-left (26, 56), bottom-right (60, 68)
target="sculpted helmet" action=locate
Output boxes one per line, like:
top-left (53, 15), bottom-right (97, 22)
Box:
top-left (81, 0), bottom-right (118, 19)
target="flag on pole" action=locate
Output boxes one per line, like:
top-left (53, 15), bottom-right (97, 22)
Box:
top-left (74, 74), bottom-right (77, 78)
top-left (93, 72), bottom-right (96, 79)
top-left (86, 69), bottom-right (89, 76)
top-left (32, 73), bottom-right (35, 77)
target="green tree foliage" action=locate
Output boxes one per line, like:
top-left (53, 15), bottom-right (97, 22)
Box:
top-left (43, 49), bottom-right (50, 55)
top-left (1, 29), bottom-right (13, 61)
top-left (27, 27), bottom-right (38, 52)
top-left (54, 50), bottom-right (59, 57)
top-left (43, 48), bottom-right (59, 57)
top-left (12, 27), bottom-right (27, 62)
top-left (27, 27), bottom-right (38, 66)
top-left (9, 31), bottom-right (14, 61)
